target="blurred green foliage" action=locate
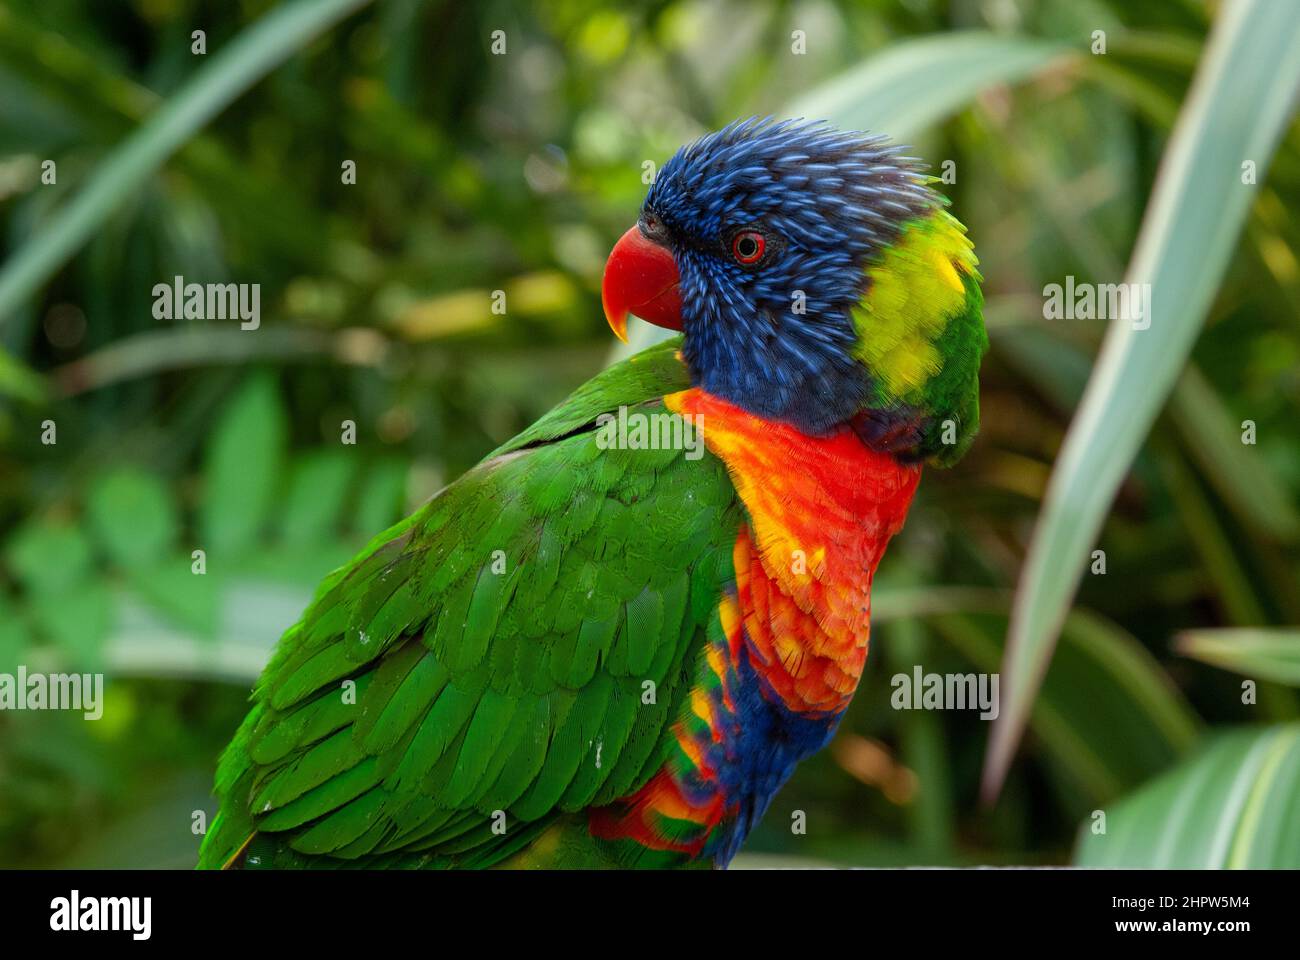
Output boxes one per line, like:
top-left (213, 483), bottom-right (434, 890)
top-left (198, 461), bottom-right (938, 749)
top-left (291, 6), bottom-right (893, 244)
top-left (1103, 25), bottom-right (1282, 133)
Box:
top-left (0, 0), bottom-right (1296, 868)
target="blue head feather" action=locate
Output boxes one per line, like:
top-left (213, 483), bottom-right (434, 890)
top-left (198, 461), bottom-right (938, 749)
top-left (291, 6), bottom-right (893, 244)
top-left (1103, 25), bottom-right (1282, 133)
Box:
top-left (643, 117), bottom-right (937, 433)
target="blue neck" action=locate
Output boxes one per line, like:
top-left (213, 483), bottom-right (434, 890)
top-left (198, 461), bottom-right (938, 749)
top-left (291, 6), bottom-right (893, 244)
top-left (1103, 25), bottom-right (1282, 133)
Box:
top-left (678, 275), bottom-right (870, 435)
top-left (703, 644), bottom-right (845, 866)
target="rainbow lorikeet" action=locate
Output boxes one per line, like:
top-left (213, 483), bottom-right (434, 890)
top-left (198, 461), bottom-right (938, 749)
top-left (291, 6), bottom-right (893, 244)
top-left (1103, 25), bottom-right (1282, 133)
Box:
top-left (198, 118), bottom-right (986, 870)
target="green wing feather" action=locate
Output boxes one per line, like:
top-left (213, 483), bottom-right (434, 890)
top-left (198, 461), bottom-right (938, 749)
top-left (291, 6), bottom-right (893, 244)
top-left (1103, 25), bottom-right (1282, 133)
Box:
top-left (198, 338), bottom-right (742, 869)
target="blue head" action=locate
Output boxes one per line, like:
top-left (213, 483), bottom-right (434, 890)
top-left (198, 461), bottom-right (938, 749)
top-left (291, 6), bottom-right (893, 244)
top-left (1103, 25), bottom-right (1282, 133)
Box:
top-left (603, 118), bottom-right (940, 434)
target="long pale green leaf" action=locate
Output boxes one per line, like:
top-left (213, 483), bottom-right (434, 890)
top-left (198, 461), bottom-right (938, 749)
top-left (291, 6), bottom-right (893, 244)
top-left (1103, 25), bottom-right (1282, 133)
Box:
top-left (1075, 725), bottom-right (1300, 867)
top-left (0, 0), bottom-right (372, 327)
top-left (1176, 629), bottom-right (1300, 687)
top-left (787, 31), bottom-right (1074, 141)
top-left (993, 307), bottom-right (1300, 545)
top-left (986, 0), bottom-right (1300, 801)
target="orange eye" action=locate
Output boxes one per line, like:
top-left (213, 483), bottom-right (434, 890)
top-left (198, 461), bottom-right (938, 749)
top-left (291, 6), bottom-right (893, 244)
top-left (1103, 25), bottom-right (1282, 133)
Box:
top-left (732, 231), bottom-right (765, 264)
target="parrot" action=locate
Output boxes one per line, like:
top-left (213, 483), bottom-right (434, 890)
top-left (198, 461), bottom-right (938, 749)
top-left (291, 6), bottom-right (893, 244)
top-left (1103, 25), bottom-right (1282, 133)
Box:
top-left (197, 117), bottom-right (987, 870)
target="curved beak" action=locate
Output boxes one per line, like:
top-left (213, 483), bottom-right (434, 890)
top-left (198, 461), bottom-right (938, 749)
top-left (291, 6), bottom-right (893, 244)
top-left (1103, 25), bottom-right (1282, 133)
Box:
top-left (601, 226), bottom-right (682, 343)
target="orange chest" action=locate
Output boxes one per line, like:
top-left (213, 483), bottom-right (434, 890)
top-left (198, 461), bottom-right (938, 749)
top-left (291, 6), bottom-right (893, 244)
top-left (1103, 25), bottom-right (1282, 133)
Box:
top-left (665, 388), bottom-right (922, 713)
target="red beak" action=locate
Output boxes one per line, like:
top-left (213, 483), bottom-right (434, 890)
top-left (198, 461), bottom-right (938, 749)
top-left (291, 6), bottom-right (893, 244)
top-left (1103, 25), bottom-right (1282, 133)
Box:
top-left (601, 226), bottom-right (682, 343)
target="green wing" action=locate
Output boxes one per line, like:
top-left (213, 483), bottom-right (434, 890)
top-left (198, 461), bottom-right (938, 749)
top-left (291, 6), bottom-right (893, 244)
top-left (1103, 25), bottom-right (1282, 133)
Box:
top-left (198, 339), bottom-right (743, 868)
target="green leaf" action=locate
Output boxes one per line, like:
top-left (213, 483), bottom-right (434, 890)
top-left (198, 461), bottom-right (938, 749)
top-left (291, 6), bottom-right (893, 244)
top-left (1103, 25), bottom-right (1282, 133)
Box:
top-left (873, 586), bottom-right (1199, 803)
top-left (199, 373), bottom-right (288, 559)
top-left (995, 305), bottom-right (1300, 545)
top-left (787, 31), bottom-right (1074, 141)
top-left (279, 450), bottom-right (357, 547)
top-left (0, 347), bottom-right (47, 402)
top-left (988, 0), bottom-right (1300, 799)
top-left (940, 612), bottom-right (1196, 803)
top-left (103, 579), bottom-right (311, 683)
top-left (0, 0), bottom-right (374, 327)
top-left (5, 519), bottom-right (94, 594)
top-left (1167, 366), bottom-right (1300, 541)
top-left (30, 582), bottom-right (112, 668)
top-left (86, 467), bottom-right (179, 570)
top-left (352, 457), bottom-right (408, 537)
top-left (129, 558), bottom-right (221, 640)
top-left (1176, 629), bottom-right (1300, 687)
top-left (0, 594), bottom-right (30, 674)
top-left (1075, 725), bottom-right (1300, 868)
top-left (238, 543), bottom-right (357, 587)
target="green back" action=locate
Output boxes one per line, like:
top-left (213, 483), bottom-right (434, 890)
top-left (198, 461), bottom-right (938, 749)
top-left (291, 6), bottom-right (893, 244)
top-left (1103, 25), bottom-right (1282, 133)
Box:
top-left (198, 339), bottom-right (745, 868)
